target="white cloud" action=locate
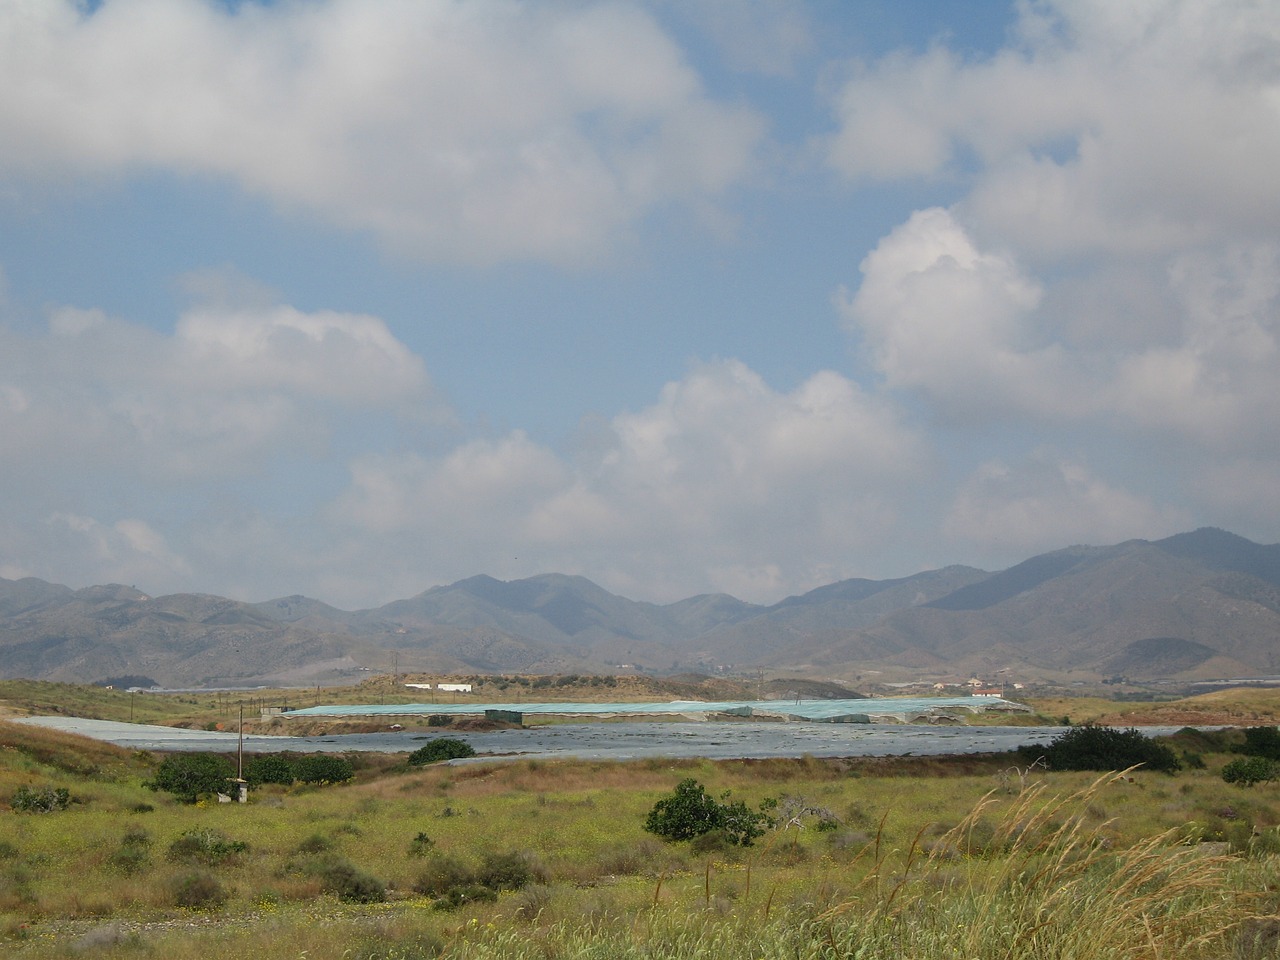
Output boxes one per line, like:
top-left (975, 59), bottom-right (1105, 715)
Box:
top-left (670, 2), bottom-right (814, 77)
top-left (824, 0), bottom-right (1280, 258)
top-left (0, 289), bottom-right (438, 484)
top-left (43, 512), bottom-right (191, 587)
top-left (944, 451), bottom-right (1186, 557)
top-left (322, 359), bottom-right (923, 603)
top-left (0, 0), bottom-right (764, 264)
top-left (839, 207), bottom-right (1094, 420)
top-left (1113, 244), bottom-right (1280, 448)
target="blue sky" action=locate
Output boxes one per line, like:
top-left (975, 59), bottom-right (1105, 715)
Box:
top-left (1, 0), bottom-right (1277, 608)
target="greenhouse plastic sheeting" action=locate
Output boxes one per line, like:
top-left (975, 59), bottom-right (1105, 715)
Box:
top-left (284, 696), bottom-right (1016, 722)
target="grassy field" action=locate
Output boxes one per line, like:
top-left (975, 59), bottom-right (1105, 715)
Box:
top-left (3, 711), bottom-right (1280, 959)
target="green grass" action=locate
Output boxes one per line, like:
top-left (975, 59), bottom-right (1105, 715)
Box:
top-left (3, 723), bottom-right (1280, 959)
top-left (7, 683), bottom-right (1280, 958)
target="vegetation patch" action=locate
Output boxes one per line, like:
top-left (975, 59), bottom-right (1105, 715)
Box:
top-left (166, 829), bottom-right (249, 866)
top-left (1020, 724), bottom-right (1182, 773)
top-left (408, 738), bottom-right (476, 765)
top-left (643, 778), bottom-right (773, 846)
top-left (146, 752), bottom-right (235, 803)
top-left (1222, 756), bottom-right (1280, 786)
top-left (9, 785), bottom-right (71, 813)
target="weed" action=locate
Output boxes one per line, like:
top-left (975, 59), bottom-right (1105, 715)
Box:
top-left (295, 832), bottom-right (333, 854)
top-left (171, 870), bottom-right (229, 909)
top-left (407, 831), bottom-right (435, 857)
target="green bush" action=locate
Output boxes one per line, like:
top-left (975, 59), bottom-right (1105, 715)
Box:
top-left (1241, 727), bottom-right (1280, 760)
top-left (412, 853), bottom-right (474, 897)
top-left (1223, 756), bottom-right (1280, 786)
top-left (475, 851), bottom-right (535, 891)
top-left (427, 714), bottom-right (454, 727)
top-left (147, 753), bottom-right (235, 803)
top-left (643, 778), bottom-right (772, 846)
top-left (411, 849), bottom-right (534, 909)
top-left (166, 829), bottom-right (249, 866)
top-left (10, 785), bottom-right (71, 813)
top-left (408, 738), bottom-right (476, 765)
top-left (108, 827), bottom-right (152, 874)
top-left (1020, 725), bottom-right (1181, 773)
top-left (292, 754), bottom-right (354, 785)
top-left (320, 858), bottom-right (387, 903)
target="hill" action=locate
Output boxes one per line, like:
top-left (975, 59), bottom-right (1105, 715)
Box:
top-left (0, 528), bottom-right (1277, 687)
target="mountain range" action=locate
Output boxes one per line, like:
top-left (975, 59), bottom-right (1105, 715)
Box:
top-left (1, 528), bottom-right (1278, 689)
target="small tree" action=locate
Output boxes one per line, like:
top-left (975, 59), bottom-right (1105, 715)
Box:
top-left (147, 753), bottom-right (234, 803)
top-left (244, 754), bottom-right (295, 787)
top-left (1241, 727), bottom-right (1280, 760)
top-left (644, 778), bottom-right (771, 846)
top-left (1223, 756), bottom-right (1280, 786)
top-left (408, 738), bottom-right (476, 765)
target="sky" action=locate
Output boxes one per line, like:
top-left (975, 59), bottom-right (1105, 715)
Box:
top-left (1, 0), bottom-right (1278, 610)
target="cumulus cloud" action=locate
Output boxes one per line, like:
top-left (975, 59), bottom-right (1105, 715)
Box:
top-left (1112, 244), bottom-right (1280, 448)
top-left (839, 207), bottom-right (1094, 420)
top-left (0, 289), bottom-right (438, 485)
top-left (0, 0), bottom-right (764, 264)
top-left (944, 451), bottom-right (1186, 557)
top-left (832, 0), bottom-right (1280, 552)
top-left (825, 0), bottom-right (1280, 258)
top-left (0, 512), bottom-right (193, 593)
top-left (324, 359), bottom-right (924, 603)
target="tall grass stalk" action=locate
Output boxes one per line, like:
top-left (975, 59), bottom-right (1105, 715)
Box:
top-left (818, 769), bottom-right (1245, 959)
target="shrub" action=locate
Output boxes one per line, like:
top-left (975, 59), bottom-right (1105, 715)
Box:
top-left (411, 850), bottom-right (534, 909)
top-left (147, 753), bottom-right (235, 803)
top-left (1020, 725), bottom-right (1181, 773)
top-left (166, 829), bottom-right (248, 866)
top-left (171, 871), bottom-right (228, 909)
top-left (408, 832), bottom-right (435, 857)
top-left (412, 854), bottom-right (474, 897)
top-left (432, 884), bottom-right (497, 911)
top-left (320, 858), bottom-right (386, 903)
top-left (244, 754), bottom-right (295, 787)
top-left (10, 785), bottom-right (71, 813)
top-left (475, 851), bottom-right (534, 891)
top-left (409, 738), bottom-right (476, 765)
top-left (107, 845), bottom-right (150, 875)
top-left (1223, 756), bottom-right (1280, 786)
top-left (286, 851), bottom-right (386, 903)
top-left (643, 778), bottom-right (772, 846)
top-left (427, 714), bottom-right (453, 727)
top-left (295, 833), bottom-right (333, 855)
top-left (292, 754), bottom-right (354, 785)
top-left (1241, 727), bottom-right (1280, 760)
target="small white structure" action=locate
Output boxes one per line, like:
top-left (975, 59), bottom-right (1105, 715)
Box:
top-left (404, 683), bottom-right (433, 690)
top-left (437, 683), bottom-right (472, 693)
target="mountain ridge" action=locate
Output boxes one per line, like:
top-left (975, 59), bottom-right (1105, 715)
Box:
top-left (2, 527), bottom-right (1277, 687)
